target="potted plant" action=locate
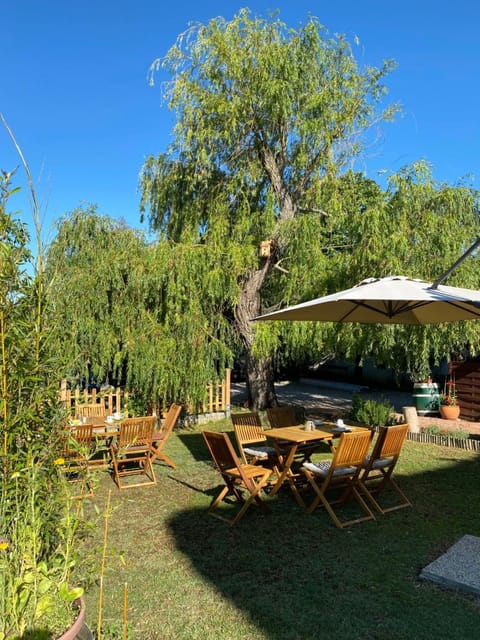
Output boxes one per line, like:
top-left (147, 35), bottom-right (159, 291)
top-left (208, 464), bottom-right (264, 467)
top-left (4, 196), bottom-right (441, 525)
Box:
top-left (439, 378), bottom-right (460, 419)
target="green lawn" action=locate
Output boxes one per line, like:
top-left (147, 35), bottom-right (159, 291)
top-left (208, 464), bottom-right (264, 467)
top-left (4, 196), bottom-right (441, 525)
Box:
top-left (80, 417), bottom-right (480, 640)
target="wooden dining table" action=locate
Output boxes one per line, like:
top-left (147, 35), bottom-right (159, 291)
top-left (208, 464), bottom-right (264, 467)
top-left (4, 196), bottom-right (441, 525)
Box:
top-left (261, 425), bottom-right (334, 506)
top-left (69, 415), bottom-right (123, 436)
top-left (262, 424), bottom-right (371, 507)
top-left (67, 416), bottom-right (126, 470)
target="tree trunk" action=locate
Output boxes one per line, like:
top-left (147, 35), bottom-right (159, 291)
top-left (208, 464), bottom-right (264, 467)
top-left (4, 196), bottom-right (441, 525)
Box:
top-left (234, 264), bottom-right (277, 410)
top-left (245, 351), bottom-right (277, 410)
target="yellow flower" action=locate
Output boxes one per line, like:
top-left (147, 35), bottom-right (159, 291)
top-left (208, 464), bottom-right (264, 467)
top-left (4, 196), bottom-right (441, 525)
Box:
top-left (0, 540), bottom-right (8, 550)
top-left (10, 471), bottom-right (20, 479)
top-left (54, 457), bottom-right (65, 466)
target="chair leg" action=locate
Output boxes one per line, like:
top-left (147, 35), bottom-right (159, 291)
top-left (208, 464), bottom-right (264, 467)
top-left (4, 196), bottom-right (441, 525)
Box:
top-left (231, 477), bottom-right (270, 525)
top-left (112, 454), bottom-right (157, 490)
top-left (359, 475), bottom-right (411, 515)
top-left (154, 450), bottom-right (177, 469)
top-left (150, 445), bottom-right (177, 469)
top-left (304, 471), bottom-right (376, 528)
top-left (209, 486), bottom-right (230, 515)
top-left (208, 474), bottom-right (270, 525)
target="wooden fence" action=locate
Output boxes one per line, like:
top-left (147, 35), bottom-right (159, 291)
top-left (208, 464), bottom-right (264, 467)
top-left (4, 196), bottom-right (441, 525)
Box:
top-left (59, 380), bottom-right (127, 416)
top-left (189, 368), bottom-right (231, 415)
top-left (407, 430), bottom-right (480, 452)
top-left (60, 368), bottom-right (231, 417)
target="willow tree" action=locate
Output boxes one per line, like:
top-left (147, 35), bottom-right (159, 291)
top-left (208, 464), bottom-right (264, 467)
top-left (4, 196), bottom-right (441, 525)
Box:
top-left (45, 206), bottom-right (234, 409)
top-left (275, 162), bottom-right (480, 382)
top-left (140, 9), bottom-right (399, 408)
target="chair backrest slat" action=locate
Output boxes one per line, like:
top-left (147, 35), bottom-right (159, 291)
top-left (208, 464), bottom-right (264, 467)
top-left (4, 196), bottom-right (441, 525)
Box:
top-left (119, 416), bottom-right (155, 448)
top-left (231, 412), bottom-right (266, 447)
top-left (203, 430), bottom-right (239, 472)
top-left (266, 407), bottom-right (298, 428)
top-left (378, 423), bottom-right (409, 459)
top-left (62, 424), bottom-right (94, 458)
top-left (156, 403), bottom-right (182, 439)
top-left (75, 404), bottom-right (106, 418)
top-left (333, 430), bottom-right (372, 469)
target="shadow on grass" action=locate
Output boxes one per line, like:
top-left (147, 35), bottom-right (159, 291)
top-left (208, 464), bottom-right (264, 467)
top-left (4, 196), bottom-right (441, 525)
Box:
top-left (166, 452), bottom-right (480, 640)
top-left (176, 428), bottom-right (234, 462)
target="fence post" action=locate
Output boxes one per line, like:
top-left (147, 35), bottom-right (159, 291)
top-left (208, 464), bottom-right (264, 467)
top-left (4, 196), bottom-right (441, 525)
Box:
top-left (224, 368), bottom-right (231, 417)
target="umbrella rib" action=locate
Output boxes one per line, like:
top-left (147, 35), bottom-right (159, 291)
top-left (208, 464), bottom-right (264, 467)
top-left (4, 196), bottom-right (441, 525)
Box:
top-left (355, 299), bottom-right (480, 320)
top-left (444, 300), bottom-right (480, 319)
top-left (355, 300), bottom-right (420, 318)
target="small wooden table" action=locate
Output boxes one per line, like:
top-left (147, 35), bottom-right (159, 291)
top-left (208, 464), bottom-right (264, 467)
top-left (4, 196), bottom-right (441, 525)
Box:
top-left (70, 416), bottom-right (123, 437)
top-left (93, 416), bottom-right (122, 436)
top-left (262, 426), bottom-right (335, 506)
top-left (66, 417), bottom-right (124, 470)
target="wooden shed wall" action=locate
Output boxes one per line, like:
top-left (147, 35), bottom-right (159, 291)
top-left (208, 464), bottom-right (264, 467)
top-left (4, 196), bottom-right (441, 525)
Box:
top-left (449, 361), bottom-right (480, 421)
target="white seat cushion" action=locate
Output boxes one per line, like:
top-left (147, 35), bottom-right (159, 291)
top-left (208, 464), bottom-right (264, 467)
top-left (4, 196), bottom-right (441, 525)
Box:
top-left (362, 455), bottom-right (394, 469)
top-left (243, 446), bottom-right (278, 459)
top-left (303, 460), bottom-right (357, 477)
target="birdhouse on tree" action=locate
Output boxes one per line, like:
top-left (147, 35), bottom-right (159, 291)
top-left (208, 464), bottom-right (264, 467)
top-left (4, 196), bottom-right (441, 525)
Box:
top-left (259, 240), bottom-right (272, 258)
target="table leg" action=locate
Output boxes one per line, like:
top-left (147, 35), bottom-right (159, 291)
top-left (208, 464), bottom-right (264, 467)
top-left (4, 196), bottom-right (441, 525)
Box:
top-left (268, 443), bottom-right (306, 507)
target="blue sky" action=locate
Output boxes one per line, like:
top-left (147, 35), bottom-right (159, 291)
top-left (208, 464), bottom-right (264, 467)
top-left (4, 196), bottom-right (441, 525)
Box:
top-left (2, 1), bottom-right (479, 247)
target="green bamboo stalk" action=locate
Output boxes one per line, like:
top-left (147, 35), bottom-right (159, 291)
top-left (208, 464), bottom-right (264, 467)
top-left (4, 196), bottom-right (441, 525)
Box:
top-left (97, 488), bottom-right (112, 640)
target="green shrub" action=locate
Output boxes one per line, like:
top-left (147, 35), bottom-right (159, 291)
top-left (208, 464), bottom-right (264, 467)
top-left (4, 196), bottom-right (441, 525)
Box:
top-left (423, 425), bottom-right (470, 440)
top-left (349, 393), bottom-right (397, 427)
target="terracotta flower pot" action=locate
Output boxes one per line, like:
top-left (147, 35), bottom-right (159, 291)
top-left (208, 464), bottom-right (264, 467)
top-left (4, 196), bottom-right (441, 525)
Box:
top-left (58, 596), bottom-right (93, 640)
top-left (439, 404), bottom-right (460, 420)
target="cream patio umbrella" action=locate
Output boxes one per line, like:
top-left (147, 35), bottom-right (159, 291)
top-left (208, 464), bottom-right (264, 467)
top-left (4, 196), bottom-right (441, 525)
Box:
top-left (253, 276), bottom-right (480, 325)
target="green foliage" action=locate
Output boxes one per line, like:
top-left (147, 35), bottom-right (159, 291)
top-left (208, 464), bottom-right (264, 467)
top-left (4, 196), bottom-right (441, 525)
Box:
top-left (45, 206), bottom-right (236, 408)
top-left (141, 9), bottom-right (480, 405)
top-left (423, 424), bottom-right (440, 435)
top-left (141, 9), bottom-right (401, 406)
top-left (349, 393), bottom-right (397, 427)
top-left (296, 164), bottom-right (480, 381)
top-left (99, 620), bottom-right (134, 640)
top-left (0, 170), bottom-right (87, 637)
top-left (423, 424), bottom-right (470, 440)
top-left (45, 10), bottom-right (480, 413)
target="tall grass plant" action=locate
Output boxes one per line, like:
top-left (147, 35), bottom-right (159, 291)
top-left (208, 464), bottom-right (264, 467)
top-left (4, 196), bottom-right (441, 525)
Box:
top-left (0, 122), bottom-right (88, 638)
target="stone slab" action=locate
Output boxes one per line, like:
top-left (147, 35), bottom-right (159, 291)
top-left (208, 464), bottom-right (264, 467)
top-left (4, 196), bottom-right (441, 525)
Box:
top-left (420, 534), bottom-right (480, 596)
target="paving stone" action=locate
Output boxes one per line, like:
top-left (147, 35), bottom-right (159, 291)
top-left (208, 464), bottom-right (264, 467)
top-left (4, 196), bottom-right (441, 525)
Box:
top-left (420, 534), bottom-right (480, 596)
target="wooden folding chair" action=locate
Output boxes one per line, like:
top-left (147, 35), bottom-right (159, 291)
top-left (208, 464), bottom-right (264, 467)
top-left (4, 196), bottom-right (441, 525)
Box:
top-left (358, 423), bottom-right (411, 515)
top-left (110, 416), bottom-right (157, 490)
top-left (150, 403), bottom-right (182, 468)
top-left (202, 430), bottom-right (271, 526)
top-left (75, 403), bottom-right (106, 419)
top-left (60, 424), bottom-right (96, 498)
top-left (266, 406), bottom-right (299, 428)
top-left (302, 430), bottom-right (376, 529)
top-left (231, 412), bottom-right (281, 465)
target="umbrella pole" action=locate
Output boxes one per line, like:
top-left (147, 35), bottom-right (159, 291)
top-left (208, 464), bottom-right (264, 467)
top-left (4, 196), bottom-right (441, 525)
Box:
top-left (430, 237), bottom-right (480, 289)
